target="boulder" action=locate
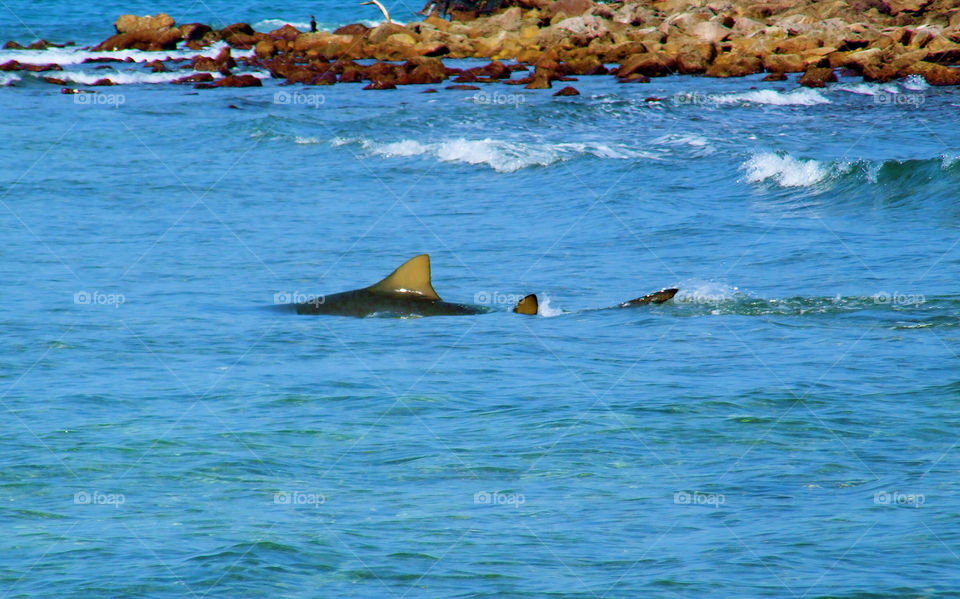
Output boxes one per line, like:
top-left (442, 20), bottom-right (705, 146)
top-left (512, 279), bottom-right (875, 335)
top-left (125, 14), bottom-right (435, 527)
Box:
top-left (763, 52), bottom-right (806, 72)
top-left (798, 66), bottom-right (837, 86)
top-left (704, 52), bottom-right (764, 77)
top-left (618, 52), bottom-right (676, 78)
top-left (114, 13), bottom-right (175, 34)
top-left (904, 60), bottom-right (960, 84)
top-left (553, 85), bottom-right (580, 95)
top-left (213, 74), bottom-right (262, 87)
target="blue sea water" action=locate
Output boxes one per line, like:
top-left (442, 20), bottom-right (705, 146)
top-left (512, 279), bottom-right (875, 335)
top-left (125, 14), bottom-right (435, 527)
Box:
top-left (2, 1), bottom-right (960, 597)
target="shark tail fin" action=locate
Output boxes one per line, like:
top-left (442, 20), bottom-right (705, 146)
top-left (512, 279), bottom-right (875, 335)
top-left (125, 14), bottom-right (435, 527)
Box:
top-left (513, 294), bottom-right (538, 315)
top-left (620, 288), bottom-right (679, 307)
top-left (367, 254), bottom-right (441, 300)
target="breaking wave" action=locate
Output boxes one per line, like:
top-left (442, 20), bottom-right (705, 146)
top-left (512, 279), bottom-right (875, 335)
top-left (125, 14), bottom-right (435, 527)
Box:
top-left (742, 151), bottom-right (960, 189)
top-left (675, 88), bottom-right (830, 107)
top-left (0, 42), bottom-right (242, 66)
top-left (331, 137), bottom-right (657, 172)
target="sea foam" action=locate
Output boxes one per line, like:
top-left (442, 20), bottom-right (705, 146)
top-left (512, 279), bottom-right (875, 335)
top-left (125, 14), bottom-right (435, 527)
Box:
top-left (742, 152), bottom-right (831, 187)
top-left (334, 137), bottom-right (653, 172)
top-left (0, 41), bottom-right (236, 66)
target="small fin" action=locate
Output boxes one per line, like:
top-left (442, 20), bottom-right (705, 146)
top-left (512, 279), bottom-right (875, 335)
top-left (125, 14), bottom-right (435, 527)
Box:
top-left (620, 288), bottom-right (678, 307)
top-left (366, 254), bottom-right (440, 300)
top-left (513, 294), bottom-right (538, 315)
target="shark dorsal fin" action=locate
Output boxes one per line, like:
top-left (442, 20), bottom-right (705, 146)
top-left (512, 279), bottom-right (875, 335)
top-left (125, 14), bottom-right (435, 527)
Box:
top-left (513, 294), bottom-right (538, 315)
top-left (366, 254), bottom-right (441, 300)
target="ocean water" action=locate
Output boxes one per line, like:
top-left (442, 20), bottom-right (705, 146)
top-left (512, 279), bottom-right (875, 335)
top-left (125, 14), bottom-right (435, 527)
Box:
top-left (2, 2), bottom-right (960, 597)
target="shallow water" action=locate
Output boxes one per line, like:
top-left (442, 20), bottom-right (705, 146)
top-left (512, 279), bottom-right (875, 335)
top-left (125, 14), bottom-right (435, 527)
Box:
top-left (2, 2), bottom-right (960, 597)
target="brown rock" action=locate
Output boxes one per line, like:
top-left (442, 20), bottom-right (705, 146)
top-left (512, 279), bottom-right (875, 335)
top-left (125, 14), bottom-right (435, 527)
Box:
top-left (446, 84), bottom-right (481, 90)
top-left (762, 72), bottom-right (789, 80)
top-left (704, 52), bottom-right (764, 77)
top-left (114, 13), bottom-right (175, 34)
top-left (180, 23), bottom-right (213, 41)
top-left (763, 53), bottom-right (806, 73)
top-left (172, 72), bottom-right (214, 84)
top-left (798, 66), bottom-right (837, 87)
top-left (334, 23), bottom-right (369, 36)
top-left (553, 85), bottom-right (580, 95)
top-left (42, 77), bottom-right (67, 85)
top-left (146, 59), bottom-right (168, 72)
top-left (213, 74), bottom-right (262, 87)
top-left (91, 78), bottom-right (115, 86)
top-left (618, 52), bottom-right (676, 78)
top-left (904, 60), bottom-right (960, 84)
top-left (544, 0), bottom-right (594, 18)
top-left (363, 80), bottom-right (397, 90)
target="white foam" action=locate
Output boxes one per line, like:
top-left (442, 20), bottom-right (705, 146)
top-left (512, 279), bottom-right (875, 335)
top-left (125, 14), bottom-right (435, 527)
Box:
top-left (253, 18), bottom-right (401, 31)
top-left (836, 82), bottom-right (900, 96)
top-left (537, 296), bottom-right (564, 317)
top-left (0, 72), bottom-right (21, 85)
top-left (0, 41), bottom-right (234, 66)
top-left (742, 152), bottom-right (829, 187)
top-left (336, 137), bottom-right (654, 173)
top-left (902, 74), bottom-right (929, 91)
top-left (294, 136), bottom-right (321, 145)
top-left (54, 70), bottom-right (215, 85)
top-left (942, 154), bottom-right (960, 169)
top-left (674, 281), bottom-right (740, 304)
top-left (715, 88), bottom-right (831, 106)
top-left (651, 133), bottom-right (715, 156)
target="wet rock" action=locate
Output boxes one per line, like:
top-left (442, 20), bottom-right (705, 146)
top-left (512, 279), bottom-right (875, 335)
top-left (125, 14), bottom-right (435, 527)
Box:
top-left (3, 41), bottom-right (23, 49)
top-left (761, 72), bottom-right (788, 80)
top-left (180, 23), bottom-right (213, 42)
top-left (91, 78), bottom-right (115, 86)
top-left (798, 66), bottom-right (837, 86)
top-left (553, 85), bottom-right (580, 95)
top-left (42, 77), bottom-right (67, 85)
top-left (172, 72), bottom-right (215, 84)
top-left (221, 23), bottom-right (258, 49)
top-left (211, 74), bottom-right (263, 88)
top-left (94, 28), bottom-right (183, 51)
top-left (192, 47), bottom-right (236, 72)
top-left (363, 80), bottom-right (397, 89)
top-left (904, 60), bottom-right (960, 84)
top-left (146, 59), bottom-right (168, 72)
top-left (446, 84), bottom-right (481, 89)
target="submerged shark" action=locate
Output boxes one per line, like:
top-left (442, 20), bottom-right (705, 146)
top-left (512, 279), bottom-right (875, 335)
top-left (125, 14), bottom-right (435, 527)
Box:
top-left (290, 254), bottom-right (677, 317)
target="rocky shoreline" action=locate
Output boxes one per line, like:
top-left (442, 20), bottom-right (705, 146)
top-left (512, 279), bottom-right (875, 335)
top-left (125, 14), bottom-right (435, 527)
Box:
top-left (4, 0), bottom-right (960, 90)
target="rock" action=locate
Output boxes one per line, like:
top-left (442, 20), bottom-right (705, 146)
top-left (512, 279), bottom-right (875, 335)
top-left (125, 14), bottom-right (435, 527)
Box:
top-left (704, 52), bottom-right (764, 77)
top-left (525, 69), bottom-right (554, 88)
top-left (269, 24), bottom-right (302, 41)
top-left (553, 85), bottom-right (580, 95)
top-left (369, 23), bottom-right (409, 44)
top-left (94, 28), bottom-right (183, 51)
top-left (618, 73), bottom-right (650, 82)
top-left (3, 41), bottom-right (23, 49)
top-left (114, 13), bottom-right (175, 34)
top-left (180, 23), bottom-right (213, 41)
top-left (42, 76), bottom-right (67, 84)
top-left (213, 74), bottom-right (262, 87)
top-left (363, 80), bottom-right (397, 89)
top-left (618, 52), bottom-right (676, 78)
top-left (172, 72), bottom-right (214, 84)
top-left (564, 54), bottom-right (608, 74)
top-left (91, 78), bottom-right (115, 86)
top-left (553, 15), bottom-right (610, 46)
top-left (544, 0), bottom-right (594, 18)
top-left (146, 59), bottom-right (168, 72)
top-left (255, 40), bottom-right (277, 58)
top-left (881, 0), bottom-right (931, 16)
top-left (763, 53), bottom-right (806, 72)
top-left (192, 47), bottom-right (236, 72)
top-left (612, 3), bottom-right (655, 26)
top-left (422, 88), bottom-right (438, 93)
top-left (221, 23), bottom-right (254, 37)
top-left (446, 84), bottom-right (481, 89)
top-left (798, 66), bottom-right (837, 86)
top-left (904, 60), bottom-right (960, 84)
top-left (334, 23), bottom-right (369, 36)
top-left (688, 20), bottom-right (731, 44)
top-left (762, 72), bottom-right (788, 80)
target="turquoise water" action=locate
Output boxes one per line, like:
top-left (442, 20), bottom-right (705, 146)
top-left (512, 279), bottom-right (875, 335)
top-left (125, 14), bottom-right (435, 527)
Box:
top-left (2, 2), bottom-right (960, 597)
